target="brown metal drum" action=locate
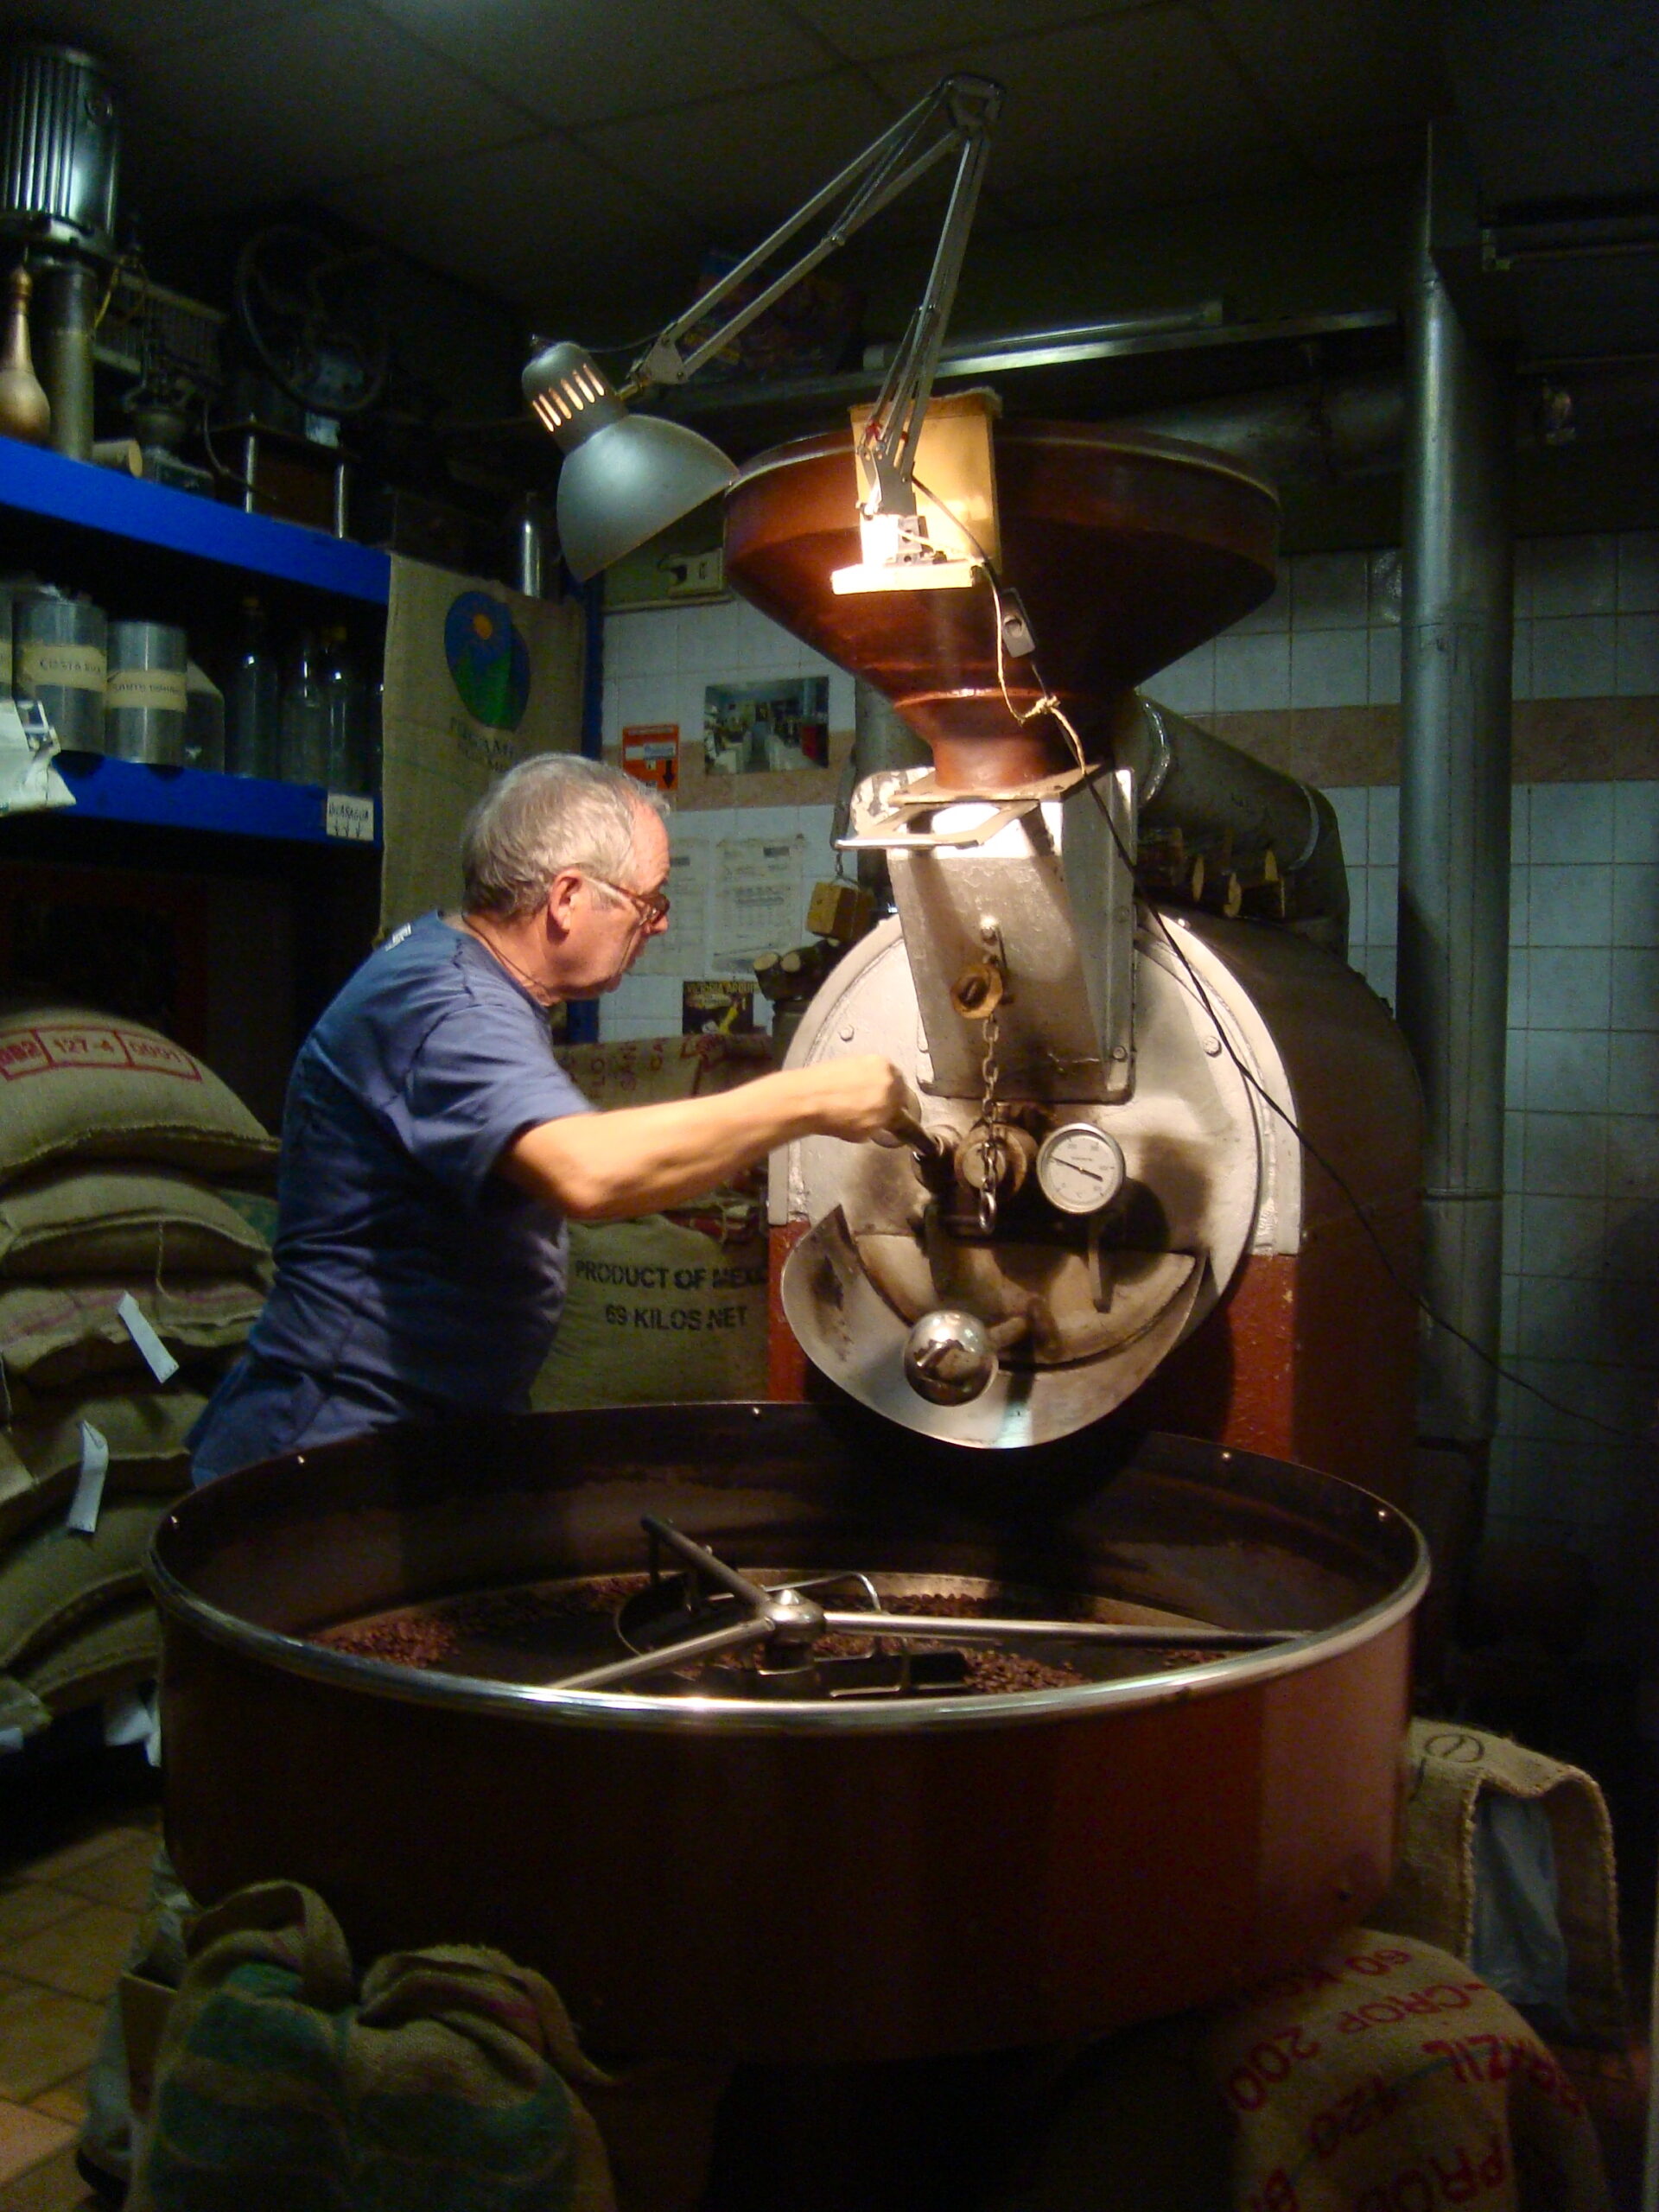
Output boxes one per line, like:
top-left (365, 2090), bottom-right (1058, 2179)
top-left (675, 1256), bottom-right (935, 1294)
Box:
top-left (722, 423), bottom-right (1279, 772)
top-left (150, 1403), bottom-right (1423, 2063)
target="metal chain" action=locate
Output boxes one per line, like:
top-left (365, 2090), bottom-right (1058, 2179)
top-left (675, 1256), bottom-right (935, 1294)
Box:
top-left (974, 1007), bottom-right (1005, 1234)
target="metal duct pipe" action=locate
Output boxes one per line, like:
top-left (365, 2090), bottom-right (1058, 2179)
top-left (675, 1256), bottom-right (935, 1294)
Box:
top-left (1395, 142), bottom-right (1514, 1446)
top-left (1114, 694), bottom-right (1351, 957)
top-left (1104, 359), bottom-right (1659, 486)
top-left (1110, 372), bottom-right (1404, 484)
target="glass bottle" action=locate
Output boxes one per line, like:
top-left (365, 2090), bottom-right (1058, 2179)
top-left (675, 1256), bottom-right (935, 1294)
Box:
top-left (223, 595), bottom-right (280, 778)
top-left (321, 624), bottom-right (367, 793)
top-left (278, 627), bottom-right (328, 785)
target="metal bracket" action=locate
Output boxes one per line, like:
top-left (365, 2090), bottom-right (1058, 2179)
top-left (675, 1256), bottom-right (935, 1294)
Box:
top-left (838, 763), bottom-right (1093, 852)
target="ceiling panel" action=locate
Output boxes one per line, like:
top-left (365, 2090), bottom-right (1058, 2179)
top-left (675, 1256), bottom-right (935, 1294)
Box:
top-left (323, 134), bottom-right (703, 297)
top-left (367, 0), bottom-right (838, 130)
top-left (6, 0), bottom-right (308, 60)
top-left (861, 8), bottom-right (1285, 196)
top-left (1196, 0), bottom-right (1450, 154)
top-left (581, 70), bottom-right (899, 240)
top-left (993, 139), bottom-right (1301, 228)
top-left (112, 2), bottom-right (535, 188)
top-left (780, 0), bottom-right (1152, 65)
top-left (1440, 0), bottom-right (1659, 210)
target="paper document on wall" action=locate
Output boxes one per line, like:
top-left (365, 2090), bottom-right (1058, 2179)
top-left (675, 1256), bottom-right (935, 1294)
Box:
top-left (630, 838), bottom-right (712, 976)
top-left (710, 835), bottom-right (806, 975)
top-left (378, 556), bottom-right (585, 935)
top-left (0, 696), bottom-right (73, 816)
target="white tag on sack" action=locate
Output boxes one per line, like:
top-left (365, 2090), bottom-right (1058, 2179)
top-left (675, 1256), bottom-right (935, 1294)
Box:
top-left (65, 1421), bottom-right (110, 1535)
top-left (103, 1684), bottom-right (153, 1747)
top-left (117, 1293), bottom-right (180, 1383)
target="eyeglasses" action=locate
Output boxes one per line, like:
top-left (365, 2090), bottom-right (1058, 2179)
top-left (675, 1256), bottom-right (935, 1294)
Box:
top-left (583, 874), bottom-right (670, 927)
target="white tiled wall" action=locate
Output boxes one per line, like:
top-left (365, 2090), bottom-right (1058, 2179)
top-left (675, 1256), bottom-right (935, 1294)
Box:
top-left (599, 592), bottom-right (853, 1041)
top-left (600, 537), bottom-right (1658, 1607)
top-left (1336, 775), bottom-right (1659, 1601)
top-left (1154, 530), bottom-right (1659, 713)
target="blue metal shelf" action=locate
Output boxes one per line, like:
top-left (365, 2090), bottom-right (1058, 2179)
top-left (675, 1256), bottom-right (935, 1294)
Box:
top-left (0, 438), bottom-right (391, 605)
top-left (53, 753), bottom-right (381, 846)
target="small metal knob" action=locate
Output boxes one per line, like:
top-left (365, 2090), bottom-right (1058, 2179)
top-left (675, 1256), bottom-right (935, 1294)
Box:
top-left (903, 1308), bottom-right (998, 1406)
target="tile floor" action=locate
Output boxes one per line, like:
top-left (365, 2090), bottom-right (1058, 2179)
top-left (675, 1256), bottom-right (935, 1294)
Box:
top-left (0, 1764), bottom-right (159, 2211)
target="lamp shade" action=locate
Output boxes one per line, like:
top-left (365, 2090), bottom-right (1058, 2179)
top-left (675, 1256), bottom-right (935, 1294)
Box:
top-left (524, 340), bottom-right (737, 581)
top-left (556, 412), bottom-right (739, 582)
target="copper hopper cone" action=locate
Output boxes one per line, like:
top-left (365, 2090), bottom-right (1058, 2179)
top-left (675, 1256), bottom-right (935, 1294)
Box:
top-left (723, 422), bottom-right (1280, 787)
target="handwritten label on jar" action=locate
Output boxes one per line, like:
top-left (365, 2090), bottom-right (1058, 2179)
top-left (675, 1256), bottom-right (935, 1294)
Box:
top-left (325, 792), bottom-right (375, 842)
top-left (106, 667), bottom-right (188, 712)
top-left (18, 643), bottom-right (106, 690)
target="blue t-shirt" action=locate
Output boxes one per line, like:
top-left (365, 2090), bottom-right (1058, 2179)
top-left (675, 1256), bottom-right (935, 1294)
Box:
top-left (191, 912), bottom-right (589, 1480)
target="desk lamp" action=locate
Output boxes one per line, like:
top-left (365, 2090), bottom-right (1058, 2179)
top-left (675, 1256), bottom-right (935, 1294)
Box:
top-left (524, 74), bottom-right (1001, 584)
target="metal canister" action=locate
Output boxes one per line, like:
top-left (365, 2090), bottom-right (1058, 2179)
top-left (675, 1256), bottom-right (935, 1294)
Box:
top-left (105, 620), bottom-right (188, 764)
top-left (15, 588), bottom-right (105, 748)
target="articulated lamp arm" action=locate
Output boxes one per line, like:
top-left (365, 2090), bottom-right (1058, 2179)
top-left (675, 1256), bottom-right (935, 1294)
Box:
top-left (632, 70), bottom-right (1001, 493)
top-left (523, 73), bottom-right (1000, 581)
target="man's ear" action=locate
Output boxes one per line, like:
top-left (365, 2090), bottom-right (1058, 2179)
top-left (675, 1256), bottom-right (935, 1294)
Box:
top-left (544, 870), bottom-right (585, 936)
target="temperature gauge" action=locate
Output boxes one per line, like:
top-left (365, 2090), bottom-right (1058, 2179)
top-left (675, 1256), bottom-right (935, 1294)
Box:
top-left (1036, 1123), bottom-right (1126, 1216)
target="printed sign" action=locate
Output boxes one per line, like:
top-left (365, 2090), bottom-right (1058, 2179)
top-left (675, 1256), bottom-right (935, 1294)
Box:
top-left (622, 722), bottom-right (681, 793)
top-left (325, 791), bottom-right (377, 842)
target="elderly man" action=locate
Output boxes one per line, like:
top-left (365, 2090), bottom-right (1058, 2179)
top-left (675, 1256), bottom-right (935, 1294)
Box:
top-left (78, 752), bottom-right (906, 2205)
top-left (188, 750), bottom-right (906, 1482)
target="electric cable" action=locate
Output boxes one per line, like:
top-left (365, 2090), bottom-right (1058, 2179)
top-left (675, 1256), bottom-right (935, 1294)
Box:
top-left (907, 472), bottom-right (1649, 1449)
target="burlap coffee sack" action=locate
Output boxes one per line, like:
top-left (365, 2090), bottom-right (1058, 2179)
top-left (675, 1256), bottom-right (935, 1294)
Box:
top-left (0, 1006), bottom-right (277, 1189)
top-left (21, 1594), bottom-right (162, 1725)
top-left (983, 1932), bottom-right (1610, 2212)
top-left (0, 1385), bottom-right (207, 1542)
top-left (531, 1217), bottom-right (767, 1410)
top-left (0, 1494), bottom-right (175, 1671)
top-left (130, 1878), bottom-right (727, 2212)
top-left (556, 1031), bottom-right (772, 1112)
top-left (0, 1275), bottom-right (263, 1388)
top-left (0, 1166), bottom-right (273, 1280)
top-left (1371, 1722), bottom-right (1626, 2046)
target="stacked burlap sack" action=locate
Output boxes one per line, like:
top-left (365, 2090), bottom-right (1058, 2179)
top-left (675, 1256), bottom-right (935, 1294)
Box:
top-left (0, 1002), bottom-right (277, 1742)
top-left (536, 1033), bottom-right (774, 1412)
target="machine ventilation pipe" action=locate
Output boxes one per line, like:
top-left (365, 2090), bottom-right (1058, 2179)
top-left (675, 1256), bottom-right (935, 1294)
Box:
top-left (1395, 133), bottom-right (1514, 1448)
top-left (1113, 695), bottom-right (1351, 957)
top-left (1102, 361), bottom-right (1659, 486)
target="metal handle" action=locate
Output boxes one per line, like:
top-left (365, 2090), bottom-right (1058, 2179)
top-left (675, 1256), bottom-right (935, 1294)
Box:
top-left (871, 1079), bottom-right (942, 1156)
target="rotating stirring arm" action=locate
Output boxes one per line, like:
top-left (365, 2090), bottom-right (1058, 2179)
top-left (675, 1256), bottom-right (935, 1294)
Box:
top-left (551, 1520), bottom-right (1297, 1694)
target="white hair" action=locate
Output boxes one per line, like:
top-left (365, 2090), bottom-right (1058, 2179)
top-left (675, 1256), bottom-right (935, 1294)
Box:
top-left (461, 754), bottom-right (667, 919)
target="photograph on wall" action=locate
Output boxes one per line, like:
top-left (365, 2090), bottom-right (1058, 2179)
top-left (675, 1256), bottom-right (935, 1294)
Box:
top-left (683, 979), bottom-right (756, 1036)
top-left (702, 676), bottom-right (829, 777)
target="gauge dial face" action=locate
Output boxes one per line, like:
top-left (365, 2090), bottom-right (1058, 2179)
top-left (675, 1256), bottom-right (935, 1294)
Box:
top-left (1036, 1122), bottom-right (1126, 1216)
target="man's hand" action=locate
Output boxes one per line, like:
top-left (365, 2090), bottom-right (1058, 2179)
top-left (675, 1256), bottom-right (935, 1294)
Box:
top-left (800, 1054), bottom-right (916, 1142)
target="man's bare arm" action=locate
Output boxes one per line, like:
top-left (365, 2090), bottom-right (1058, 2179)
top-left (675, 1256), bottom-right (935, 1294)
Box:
top-left (498, 1054), bottom-right (910, 1220)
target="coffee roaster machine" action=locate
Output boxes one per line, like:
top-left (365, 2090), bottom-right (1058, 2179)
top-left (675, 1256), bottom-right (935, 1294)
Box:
top-left (151, 420), bottom-right (1428, 2070)
top-left (731, 422), bottom-right (1422, 1497)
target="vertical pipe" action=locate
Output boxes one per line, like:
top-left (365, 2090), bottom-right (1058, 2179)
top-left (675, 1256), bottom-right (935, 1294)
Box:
top-left (1395, 138), bottom-right (1513, 1445)
top-left (32, 257), bottom-right (97, 460)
